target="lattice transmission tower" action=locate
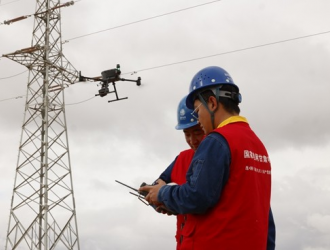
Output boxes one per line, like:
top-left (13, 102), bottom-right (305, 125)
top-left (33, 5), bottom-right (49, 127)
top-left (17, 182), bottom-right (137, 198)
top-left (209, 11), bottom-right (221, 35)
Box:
top-left (3, 1), bottom-right (80, 249)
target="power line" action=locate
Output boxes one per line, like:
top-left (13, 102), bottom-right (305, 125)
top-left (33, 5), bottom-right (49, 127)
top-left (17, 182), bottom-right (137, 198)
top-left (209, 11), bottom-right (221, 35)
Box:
top-left (0, 0), bottom-right (78, 25)
top-left (0, 69), bottom-right (28, 80)
top-left (122, 30), bottom-right (330, 75)
top-left (0, 0), bottom-right (20, 7)
top-left (0, 92), bottom-right (96, 105)
top-left (0, 82), bottom-right (96, 105)
top-left (0, 95), bottom-right (23, 102)
top-left (64, 0), bottom-right (222, 42)
top-left (66, 96), bottom-right (96, 105)
top-left (1, 30), bottom-right (330, 105)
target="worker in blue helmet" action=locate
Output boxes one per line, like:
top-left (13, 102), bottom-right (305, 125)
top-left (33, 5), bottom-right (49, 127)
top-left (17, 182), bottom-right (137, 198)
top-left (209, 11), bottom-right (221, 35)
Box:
top-left (152, 95), bottom-right (204, 249)
top-left (141, 66), bottom-right (275, 250)
top-left (174, 95), bottom-right (204, 150)
top-left (186, 66), bottom-right (242, 132)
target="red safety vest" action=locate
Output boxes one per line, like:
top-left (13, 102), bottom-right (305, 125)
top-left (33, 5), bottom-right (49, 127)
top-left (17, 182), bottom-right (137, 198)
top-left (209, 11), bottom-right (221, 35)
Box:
top-left (170, 149), bottom-right (195, 250)
top-left (181, 122), bottom-right (271, 250)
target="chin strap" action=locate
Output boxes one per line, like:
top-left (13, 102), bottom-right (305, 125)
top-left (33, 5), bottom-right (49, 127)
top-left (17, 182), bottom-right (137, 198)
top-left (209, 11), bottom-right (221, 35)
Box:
top-left (197, 93), bottom-right (217, 130)
top-left (195, 86), bottom-right (241, 131)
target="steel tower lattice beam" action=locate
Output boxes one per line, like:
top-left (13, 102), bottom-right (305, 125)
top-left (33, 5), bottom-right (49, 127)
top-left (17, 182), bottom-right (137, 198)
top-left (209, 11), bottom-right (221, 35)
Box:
top-left (3, 1), bottom-right (80, 249)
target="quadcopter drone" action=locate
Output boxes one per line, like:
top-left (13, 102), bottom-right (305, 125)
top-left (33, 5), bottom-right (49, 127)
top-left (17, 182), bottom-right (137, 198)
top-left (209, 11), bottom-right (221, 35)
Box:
top-left (78, 64), bottom-right (141, 103)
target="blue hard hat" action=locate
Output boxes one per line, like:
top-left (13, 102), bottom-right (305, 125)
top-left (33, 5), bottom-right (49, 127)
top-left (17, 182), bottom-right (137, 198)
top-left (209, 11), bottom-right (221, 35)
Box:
top-left (186, 66), bottom-right (240, 109)
top-left (175, 95), bottom-right (198, 130)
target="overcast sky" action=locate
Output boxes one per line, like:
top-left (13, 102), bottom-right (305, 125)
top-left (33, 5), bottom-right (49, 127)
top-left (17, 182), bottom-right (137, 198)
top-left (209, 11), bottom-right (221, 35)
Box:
top-left (1, 0), bottom-right (330, 249)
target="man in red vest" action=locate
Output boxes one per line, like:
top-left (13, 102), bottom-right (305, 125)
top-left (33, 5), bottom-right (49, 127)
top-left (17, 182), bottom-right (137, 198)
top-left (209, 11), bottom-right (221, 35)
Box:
top-left (141, 66), bottom-right (275, 250)
top-left (154, 95), bottom-right (204, 249)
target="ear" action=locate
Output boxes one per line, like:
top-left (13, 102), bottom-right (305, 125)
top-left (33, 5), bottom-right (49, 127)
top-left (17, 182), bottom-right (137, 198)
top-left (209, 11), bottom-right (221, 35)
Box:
top-left (208, 95), bottom-right (218, 111)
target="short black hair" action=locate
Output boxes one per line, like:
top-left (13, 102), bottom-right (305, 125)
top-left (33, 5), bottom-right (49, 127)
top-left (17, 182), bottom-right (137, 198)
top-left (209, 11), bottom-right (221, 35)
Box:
top-left (198, 85), bottom-right (240, 114)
